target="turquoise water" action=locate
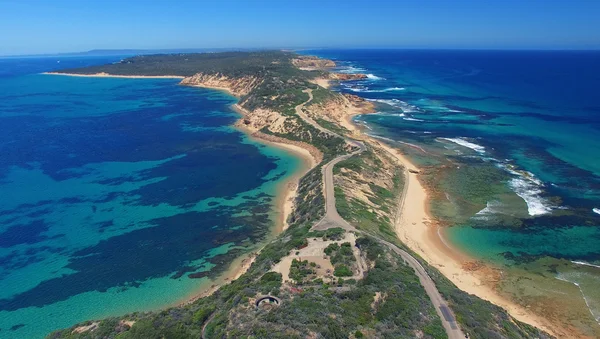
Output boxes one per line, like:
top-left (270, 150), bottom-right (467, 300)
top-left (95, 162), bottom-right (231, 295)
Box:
top-left (303, 50), bottom-right (600, 326)
top-left (0, 57), bottom-right (301, 338)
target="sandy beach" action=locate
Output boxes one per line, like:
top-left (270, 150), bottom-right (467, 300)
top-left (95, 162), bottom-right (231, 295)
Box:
top-left (177, 90), bottom-right (318, 303)
top-left (43, 72), bottom-right (185, 79)
top-left (44, 71), bottom-right (319, 306)
top-left (42, 70), bottom-right (559, 335)
top-left (178, 128), bottom-right (316, 304)
top-left (310, 77), bottom-right (332, 89)
top-left (244, 128), bottom-right (316, 232)
top-left (45, 72), bottom-right (317, 234)
top-left (340, 108), bottom-right (561, 336)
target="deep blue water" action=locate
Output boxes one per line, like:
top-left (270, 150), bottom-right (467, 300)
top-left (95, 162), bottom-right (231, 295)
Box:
top-left (303, 49), bottom-right (600, 322)
top-left (0, 56), bottom-right (300, 338)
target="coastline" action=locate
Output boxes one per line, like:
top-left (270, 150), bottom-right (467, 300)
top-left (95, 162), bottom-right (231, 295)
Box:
top-left (42, 72), bottom-right (185, 79)
top-left (175, 101), bottom-right (317, 304)
top-left (41, 67), bottom-right (562, 336)
top-left (342, 109), bottom-right (560, 336)
top-left (44, 71), bottom-right (318, 307)
top-left (171, 95), bottom-right (318, 304)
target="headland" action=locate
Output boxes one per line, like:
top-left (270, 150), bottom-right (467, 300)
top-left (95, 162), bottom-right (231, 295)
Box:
top-left (46, 51), bottom-right (552, 339)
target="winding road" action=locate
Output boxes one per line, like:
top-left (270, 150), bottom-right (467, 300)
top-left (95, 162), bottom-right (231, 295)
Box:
top-left (295, 90), bottom-right (466, 339)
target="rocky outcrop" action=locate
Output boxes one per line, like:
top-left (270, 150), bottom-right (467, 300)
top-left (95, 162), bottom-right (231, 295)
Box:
top-left (180, 73), bottom-right (262, 97)
top-left (328, 73), bottom-right (368, 81)
top-left (342, 93), bottom-right (371, 108)
top-left (292, 56), bottom-right (336, 69)
top-left (305, 93), bottom-right (374, 126)
top-left (235, 106), bottom-right (286, 132)
top-left (233, 106), bottom-right (323, 163)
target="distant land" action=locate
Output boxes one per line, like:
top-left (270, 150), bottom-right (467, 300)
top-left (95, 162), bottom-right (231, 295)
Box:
top-left (0, 48), bottom-right (265, 58)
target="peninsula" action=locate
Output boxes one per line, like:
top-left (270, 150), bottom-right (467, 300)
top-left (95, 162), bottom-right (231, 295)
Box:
top-left (46, 52), bottom-right (551, 339)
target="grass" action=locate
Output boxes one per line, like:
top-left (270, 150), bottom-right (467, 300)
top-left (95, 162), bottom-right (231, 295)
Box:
top-left (333, 150), bottom-right (402, 243)
top-left (48, 51), bottom-right (552, 339)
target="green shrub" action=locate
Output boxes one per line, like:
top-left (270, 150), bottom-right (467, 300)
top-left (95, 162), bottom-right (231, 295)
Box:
top-left (334, 264), bottom-right (353, 277)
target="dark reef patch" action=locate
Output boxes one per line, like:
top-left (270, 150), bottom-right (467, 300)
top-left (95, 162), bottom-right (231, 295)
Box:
top-left (0, 200), bottom-right (272, 311)
top-left (0, 220), bottom-right (50, 248)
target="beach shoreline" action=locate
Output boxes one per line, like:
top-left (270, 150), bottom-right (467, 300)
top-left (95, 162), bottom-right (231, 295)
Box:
top-left (44, 71), bottom-right (319, 307)
top-left (42, 69), bottom-right (561, 336)
top-left (171, 98), bottom-right (318, 305)
top-left (342, 109), bottom-right (560, 336)
top-left (43, 72), bottom-right (185, 79)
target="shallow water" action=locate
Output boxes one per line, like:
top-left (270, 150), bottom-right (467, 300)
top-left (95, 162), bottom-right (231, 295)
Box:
top-left (303, 49), bottom-right (600, 333)
top-left (0, 57), bottom-right (301, 338)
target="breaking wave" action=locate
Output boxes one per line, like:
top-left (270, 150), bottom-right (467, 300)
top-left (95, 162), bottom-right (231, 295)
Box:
top-left (366, 74), bottom-right (385, 80)
top-left (338, 66), bottom-right (367, 74)
top-left (508, 177), bottom-right (552, 216)
top-left (473, 200), bottom-right (504, 221)
top-left (438, 137), bottom-right (553, 217)
top-left (572, 261), bottom-right (600, 269)
top-left (403, 117), bottom-right (424, 122)
top-left (347, 86), bottom-right (405, 93)
top-left (556, 273), bottom-right (600, 324)
top-left (439, 137), bottom-right (486, 154)
top-left (496, 163), bottom-right (553, 216)
top-left (366, 133), bottom-right (395, 143)
top-left (367, 98), bottom-right (421, 113)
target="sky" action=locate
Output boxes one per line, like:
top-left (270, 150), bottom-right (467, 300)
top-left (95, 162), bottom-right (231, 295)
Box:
top-left (1, 0), bottom-right (599, 55)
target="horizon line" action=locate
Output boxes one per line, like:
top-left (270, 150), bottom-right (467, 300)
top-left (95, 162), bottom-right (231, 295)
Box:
top-left (2, 46), bottom-right (600, 58)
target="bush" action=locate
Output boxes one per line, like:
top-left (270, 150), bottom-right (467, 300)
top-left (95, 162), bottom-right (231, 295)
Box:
top-left (324, 243), bottom-right (340, 255)
top-left (334, 264), bottom-right (353, 277)
top-left (324, 227), bottom-right (345, 240)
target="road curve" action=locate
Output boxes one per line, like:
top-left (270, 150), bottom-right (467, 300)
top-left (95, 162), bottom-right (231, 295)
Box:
top-left (295, 89), bottom-right (344, 139)
top-left (372, 236), bottom-right (465, 339)
top-left (295, 91), bottom-right (466, 339)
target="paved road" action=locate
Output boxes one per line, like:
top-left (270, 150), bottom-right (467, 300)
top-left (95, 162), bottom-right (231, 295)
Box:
top-left (312, 143), bottom-right (365, 232)
top-left (372, 236), bottom-right (465, 339)
top-left (201, 86), bottom-right (465, 339)
top-left (296, 92), bottom-right (466, 339)
top-left (296, 89), bottom-right (344, 139)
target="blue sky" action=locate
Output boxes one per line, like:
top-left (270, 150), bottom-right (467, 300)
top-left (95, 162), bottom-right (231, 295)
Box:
top-left (1, 0), bottom-right (599, 55)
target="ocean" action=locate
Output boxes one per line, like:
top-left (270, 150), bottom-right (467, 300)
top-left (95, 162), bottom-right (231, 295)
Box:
top-left (303, 49), bottom-right (600, 334)
top-left (0, 56), bottom-right (301, 338)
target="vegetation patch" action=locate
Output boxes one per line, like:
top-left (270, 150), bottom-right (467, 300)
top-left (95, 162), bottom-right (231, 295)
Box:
top-left (49, 51), bottom-right (552, 339)
top-left (289, 259), bottom-right (316, 284)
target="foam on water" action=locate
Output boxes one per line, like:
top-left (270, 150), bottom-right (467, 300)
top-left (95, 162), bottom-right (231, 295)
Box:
top-left (403, 117), bottom-right (424, 122)
top-left (572, 261), bottom-right (600, 269)
top-left (494, 162), bottom-right (554, 216)
top-left (395, 140), bottom-right (430, 154)
top-left (556, 273), bottom-right (600, 324)
top-left (508, 177), bottom-right (552, 216)
top-left (366, 73), bottom-right (385, 80)
top-left (338, 65), bottom-right (367, 74)
top-left (367, 133), bottom-right (395, 143)
top-left (473, 200), bottom-right (503, 220)
top-left (358, 121), bottom-right (373, 130)
top-left (370, 111), bottom-right (405, 117)
top-left (347, 86), bottom-right (405, 93)
top-left (439, 137), bottom-right (486, 154)
top-left (437, 136), bottom-right (553, 217)
top-left (367, 98), bottom-right (420, 113)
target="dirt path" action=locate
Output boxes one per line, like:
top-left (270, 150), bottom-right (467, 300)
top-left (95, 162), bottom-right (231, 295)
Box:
top-left (295, 89), bottom-right (343, 138)
top-left (295, 92), bottom-right (466, 339)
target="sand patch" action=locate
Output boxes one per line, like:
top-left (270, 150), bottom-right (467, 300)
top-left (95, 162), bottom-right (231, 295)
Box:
top-left (271, 232), bottom-right (364, 283)
top-left (72, 322), bottom-right (99, 334)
